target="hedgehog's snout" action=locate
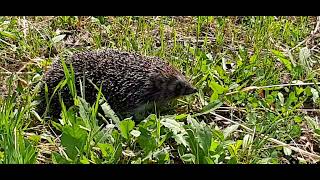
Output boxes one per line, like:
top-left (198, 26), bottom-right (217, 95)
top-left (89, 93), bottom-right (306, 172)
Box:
top-left (184, 85), bottom-right (198, 95)
top-left (174, 79), bottom-right (197, 96)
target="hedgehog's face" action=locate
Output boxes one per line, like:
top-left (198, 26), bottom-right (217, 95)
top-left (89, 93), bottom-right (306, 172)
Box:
top-left (153, 75), bottom-right (197, 100)
top-left (168, 78), bottom-right (198, 97)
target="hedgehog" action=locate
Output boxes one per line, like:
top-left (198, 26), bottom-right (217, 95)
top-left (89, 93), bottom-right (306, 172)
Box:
top-left (37, 48), bottom-right (197, 120)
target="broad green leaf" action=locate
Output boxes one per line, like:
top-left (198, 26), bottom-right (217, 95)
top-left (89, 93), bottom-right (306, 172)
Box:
top-left (283, 147), bottom-right (292, 156)
top-left (52, 34), bottom-right (66, 43)
top-left (97, 143), bottom-right (114, 158)
top-left (223, 125), bottom-right (239, 139)
top-left (187, 115), bottom-right (201, 129)
top-left (290, 125), bottom-right (301, 138)
top-left (160, 118), bottom-right (185, 134)
top-left (198, 126), bottom-right (212, 154)
top-left (294, 116), bottom-right (302, 123)
top-left (157, 133), bottom-right (167, 147)
top-left (130, 130), bottom-right (141, 137)
top-left (236, 140), bottom-right (243, 149)
top-left (266, 94), bottom-right (274, 104)
top-left (173, 133), bottom-right (188, 147)
top-left (305, 87), bottom-right (313, 96)
top-left (80, 156), bottom-right (90, 164)
top-left (137, 128), bottom-right (157, 153)
top-left (272, 49), bottom-right (292, 71)
top-left (249, 54), bottom-right (257, 64)
top-left (209, 140), bottom-right (219, 152)
top-left (212, 129), bottom-right (225, 141)
top-left (153, 149), bottom-right (170, 164)
top-left (0, 151), bottom-right (4, 161)
top-left (209, 81), bottom-right (226, 94)
top-left (175, 114), bottom-right (188, 121)
top-left (181, 153), bottom-right (195, 163)
top-left (28, 134), bottom-right (41, 144)
top-left (286, 92), bottom-right (298, 107)
top-left (227, 144), bottom-right (237, 157)
top-left (185, 129), bottom-right (198, 155)
top-left (227, 156), bottom-right (237, 164)
top-left (119, 119), bottom-right (135, 139)
top-left (209, 81), bottom-right (227, 102)
top-left (52, 152), bottom-right (70, 164)
top-left (295, 87), bottom-right (304, 95)
top-left (111, 131), bottom-right (123, 163)
top-left (61, 126), bottom-right (88, 160)
top-left (0, 30), bottom-right (17, 40)
top-left (210, 93), bottom-right (219, 103)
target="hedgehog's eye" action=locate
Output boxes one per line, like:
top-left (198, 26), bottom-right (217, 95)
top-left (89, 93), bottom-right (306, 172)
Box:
top-left (176, 82), bottom-right (182, 90)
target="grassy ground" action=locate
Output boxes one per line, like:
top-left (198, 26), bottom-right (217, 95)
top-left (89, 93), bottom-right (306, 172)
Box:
top-left (0, 16), bottom-right (320, 164)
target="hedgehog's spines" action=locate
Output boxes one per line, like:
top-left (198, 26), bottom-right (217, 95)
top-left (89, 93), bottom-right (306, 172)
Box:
top-left (37, 49), bottom-right (197, 120)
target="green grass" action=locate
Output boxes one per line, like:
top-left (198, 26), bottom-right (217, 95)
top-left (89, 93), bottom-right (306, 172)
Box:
top-left (0, 16), bottom-right (320, 164)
